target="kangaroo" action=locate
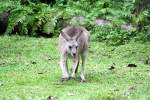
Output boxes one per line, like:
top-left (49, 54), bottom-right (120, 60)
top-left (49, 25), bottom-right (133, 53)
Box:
top-left (59, 26), bottom-right (90, 82)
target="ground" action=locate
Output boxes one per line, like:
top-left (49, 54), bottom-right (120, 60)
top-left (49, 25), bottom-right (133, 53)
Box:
top-left (0, 36), bottom-right (150, 100)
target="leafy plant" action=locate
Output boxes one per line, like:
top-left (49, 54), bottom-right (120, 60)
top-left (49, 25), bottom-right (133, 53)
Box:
top-left (0, 0), bottom-right (149, 44)
top-left (91, 25), bottom-right (135, 45)
top-left (0, 0), bottom-right (63, 36)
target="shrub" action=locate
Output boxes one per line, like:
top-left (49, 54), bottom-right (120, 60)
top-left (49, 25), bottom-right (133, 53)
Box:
top-left (91, 25), bottom-right (135, 45)
top-left (0, 0), bottom-right (62, 37)
top-left (0, 0), bottom-right (149, 44)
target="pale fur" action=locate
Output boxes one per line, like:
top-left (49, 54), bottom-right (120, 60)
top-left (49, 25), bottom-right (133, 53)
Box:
top-left (58, 26), bottom-right (90, 81)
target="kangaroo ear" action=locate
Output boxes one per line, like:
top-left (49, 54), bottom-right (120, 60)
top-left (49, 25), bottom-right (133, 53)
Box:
top-left (60, 31), bottom-right (70, 41)
top-left (74, 30), bottom-right (83, 40)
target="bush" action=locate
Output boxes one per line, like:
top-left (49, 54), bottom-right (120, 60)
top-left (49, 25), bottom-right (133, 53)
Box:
top-left (0, 0), bottom-right (149, 45)
top-left (134, 25), bottom-right (150, 42)
top-left (91, 25), bottom-right (136, 45)
top-left (0, 0), bottom-right (62, 37)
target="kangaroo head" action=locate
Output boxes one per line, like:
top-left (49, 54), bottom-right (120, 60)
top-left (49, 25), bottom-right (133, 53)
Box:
top-left (60, 30), bottom-right (82, 57)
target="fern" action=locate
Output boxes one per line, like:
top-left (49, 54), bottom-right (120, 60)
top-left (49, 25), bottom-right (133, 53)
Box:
top-left (0, 0), bottom-right (149, 44)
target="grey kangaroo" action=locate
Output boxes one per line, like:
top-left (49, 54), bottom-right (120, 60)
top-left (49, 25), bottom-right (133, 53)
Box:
top-left (58, 26), bottom-right (90, 82)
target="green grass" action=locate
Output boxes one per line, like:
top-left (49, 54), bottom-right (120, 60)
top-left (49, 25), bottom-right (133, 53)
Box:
top-left (0, 36), bottom-right (150, 100)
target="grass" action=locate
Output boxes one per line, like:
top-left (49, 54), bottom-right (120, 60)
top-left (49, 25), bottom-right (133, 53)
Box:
top-left (0, 35), bottom-right (150, 100)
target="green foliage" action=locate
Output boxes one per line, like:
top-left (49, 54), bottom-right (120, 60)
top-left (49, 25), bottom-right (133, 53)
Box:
top-left (0, 0), bottom-right (61, 36)
top-left (0, 0), bottom-right (150, 44)
top-left (91, 26), bottom-right (135, 45)
top-left (134, 25), bottom-right (150, 42)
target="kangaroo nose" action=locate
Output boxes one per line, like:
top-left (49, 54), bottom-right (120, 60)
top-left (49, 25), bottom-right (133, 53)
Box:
top-left (73, 53), bottom-right (76, 56)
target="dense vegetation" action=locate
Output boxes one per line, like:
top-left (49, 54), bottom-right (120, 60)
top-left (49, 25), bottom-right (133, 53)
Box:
top-left (0, 0), bottom-right (150, 45)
